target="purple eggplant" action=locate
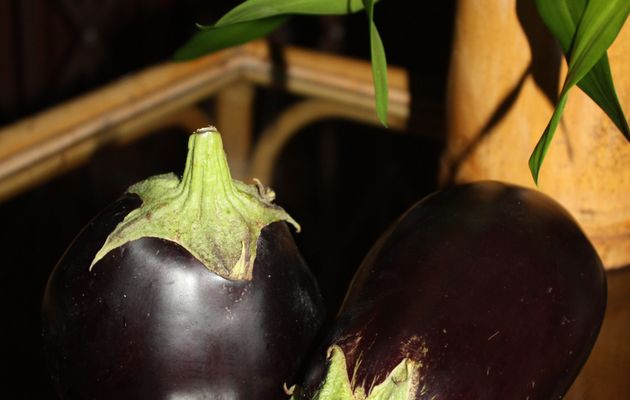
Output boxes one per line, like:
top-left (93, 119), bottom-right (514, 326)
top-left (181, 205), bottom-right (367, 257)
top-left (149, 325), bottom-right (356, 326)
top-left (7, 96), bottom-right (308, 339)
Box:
top-left (293, 181), bottom-right (606, 400)
top-left (42, 127), bottom-right (324, 399)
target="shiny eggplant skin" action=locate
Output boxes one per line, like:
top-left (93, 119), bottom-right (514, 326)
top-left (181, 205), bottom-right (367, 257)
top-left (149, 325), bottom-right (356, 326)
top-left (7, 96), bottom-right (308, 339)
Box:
top-left (42, 193), bottom-right (325, 400)
top-left (299, 181), bottom-right (606, 400)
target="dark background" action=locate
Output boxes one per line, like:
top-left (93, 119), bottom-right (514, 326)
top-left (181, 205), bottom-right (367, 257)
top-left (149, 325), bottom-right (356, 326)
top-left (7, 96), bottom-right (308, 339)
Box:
top-left (0, 0), bottom-right (455, 397)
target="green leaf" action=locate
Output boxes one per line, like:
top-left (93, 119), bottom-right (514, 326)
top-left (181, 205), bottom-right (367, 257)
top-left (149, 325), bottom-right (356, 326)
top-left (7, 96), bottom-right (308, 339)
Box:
top-left (535, 0), bottom-right (629, 139)
top-left (529, 0), bottom-right (630, 183)
top-left (173, 16), bottom-right (287, 60)
top-left (174, 0), bottom-right (388, 126)
top-left (175, 0), bottom-right (368, 60)
top-left (216, 0), bottom-right (369, 26)
top-left (535, 0), bottom-right (587, 52)
top-left (578, 56), bottom-right (630, 139)
top-left (529, 95), bottom-right (569, 184)
top-left (364, 0), bottom-right (388, 126)
top-left (564, 0), bottom-right (629, 87)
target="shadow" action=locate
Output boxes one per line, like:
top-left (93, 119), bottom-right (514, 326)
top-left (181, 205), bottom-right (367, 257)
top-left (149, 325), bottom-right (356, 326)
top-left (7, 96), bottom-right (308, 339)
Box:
top-left (516, 0), bottom-right (573, 161)
top-left (272, 119), bottom-right (443, 315)
top-left (442, 0), bottom-right (565, 185)
top-left (403, 2), bottom-right (455, 142)
top-left (406, 70), bottom-right (447, 141)
top-left (443, 64), bottom-right (532, 185)
top-left (516, 0), bottom-right (562, 106)
top-left (266, 35), bottom-right (289, 92)
top-left (250, 32), bottom-right (292, 136)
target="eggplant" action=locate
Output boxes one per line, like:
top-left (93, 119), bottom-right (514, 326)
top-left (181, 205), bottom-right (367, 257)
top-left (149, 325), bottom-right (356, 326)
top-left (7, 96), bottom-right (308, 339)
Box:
top-left (41, 127), bottom-right (325, 399)
top-left (293, 181), bottom-right (606, 400)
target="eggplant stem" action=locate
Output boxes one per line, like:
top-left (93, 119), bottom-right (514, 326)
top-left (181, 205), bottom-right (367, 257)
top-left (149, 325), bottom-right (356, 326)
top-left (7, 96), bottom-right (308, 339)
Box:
top-left (89, 126), bottom-right (299, 280)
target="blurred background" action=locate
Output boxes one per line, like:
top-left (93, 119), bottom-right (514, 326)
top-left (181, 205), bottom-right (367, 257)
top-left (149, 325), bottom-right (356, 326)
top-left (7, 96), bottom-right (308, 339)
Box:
top-left (1, 1), bottom-right (629, 399)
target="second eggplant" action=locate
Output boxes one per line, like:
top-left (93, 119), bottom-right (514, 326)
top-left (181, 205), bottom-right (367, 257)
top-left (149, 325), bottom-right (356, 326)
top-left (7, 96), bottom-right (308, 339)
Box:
top-left (294, 181), bottom-right (606, 400)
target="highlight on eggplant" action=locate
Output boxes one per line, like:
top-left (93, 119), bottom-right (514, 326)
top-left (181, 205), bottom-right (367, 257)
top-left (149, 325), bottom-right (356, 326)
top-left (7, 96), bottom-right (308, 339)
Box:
top-left (292, 181), bottom-right (606, 400)
top-left (41, 126), bottom-right (325, 399)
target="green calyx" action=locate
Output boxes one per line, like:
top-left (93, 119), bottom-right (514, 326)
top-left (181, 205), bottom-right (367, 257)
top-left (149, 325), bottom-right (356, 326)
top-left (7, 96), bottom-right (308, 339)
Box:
top-left (90, 126), bottom-right (299, 280)
top-left (294, 345), bottom-right (421, 400)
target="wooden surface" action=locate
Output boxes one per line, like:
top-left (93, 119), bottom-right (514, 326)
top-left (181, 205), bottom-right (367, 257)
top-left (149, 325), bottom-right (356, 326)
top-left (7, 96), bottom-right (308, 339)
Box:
top-left (0, 40), bottom-right (410, 202)
top-left (0, 45), bottom-right (242, 201)
top-left (216, 81), bottom-right (255, 179)
top-left (443, 0), bottom-right (630, 269)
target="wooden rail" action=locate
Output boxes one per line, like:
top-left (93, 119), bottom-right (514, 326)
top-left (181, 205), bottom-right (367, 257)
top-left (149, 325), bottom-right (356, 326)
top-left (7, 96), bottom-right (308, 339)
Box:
top-left (0, 40), bottom-right (410, 202)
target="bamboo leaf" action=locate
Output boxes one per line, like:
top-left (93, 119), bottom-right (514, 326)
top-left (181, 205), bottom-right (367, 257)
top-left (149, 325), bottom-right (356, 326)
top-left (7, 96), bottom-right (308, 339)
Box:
top-left (174, 0), bottom-right (388, 126)
top-left (529, 0), bottom-right (629, 183)
top-left (529, 95), bottom-right (569, 184)
top-left (564, 0), bottom-right (629, 88)
top-left (535, 0), bottom-right (586, 52)
top-left (364, 0), bottom-right (388, 126)
top-left (176, 0), bottom-right (374, 61)
top-left (216, 0), bottom-right (369, 26)
top-left (174, 16), bottom-right (287, 60)
top-left (578, 57), bottom-right (630, 139)
top-left (536, 0), bottom-right (629, 139)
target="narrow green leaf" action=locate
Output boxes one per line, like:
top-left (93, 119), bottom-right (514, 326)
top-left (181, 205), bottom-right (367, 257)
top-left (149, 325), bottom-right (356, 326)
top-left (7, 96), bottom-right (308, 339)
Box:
top-left (173, 16), bottom-right (287, 61)
top-left (564, 0), bottom-right (629, 88)
top-left (176, 0), bottom-right (376, 66)
top-left (535, 0), bottom-right (629, 139)
top-left (217, 0), bottom-right (369, 26)
top-left (529, 95), bottom-right (569, 184)
top-left (175, 0), bottom-right (388, 125)
top-left (364, 0), bottom-right (388, 126)
top-left (535, 0), bottom-right (586, 52)
top-left (579, 57), bottom-right (630, 139)
top-left (529, 0), bottom-right (630, 182)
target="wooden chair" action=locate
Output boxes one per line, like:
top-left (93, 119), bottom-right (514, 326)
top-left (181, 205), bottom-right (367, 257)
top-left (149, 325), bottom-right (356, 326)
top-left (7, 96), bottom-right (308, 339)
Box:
top-left (0, 40), bottom-right (410, 202)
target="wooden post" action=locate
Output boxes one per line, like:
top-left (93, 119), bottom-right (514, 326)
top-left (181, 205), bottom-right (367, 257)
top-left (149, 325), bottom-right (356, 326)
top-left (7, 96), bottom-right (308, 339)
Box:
top-left (215, 81), bottom-right (255, 180)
